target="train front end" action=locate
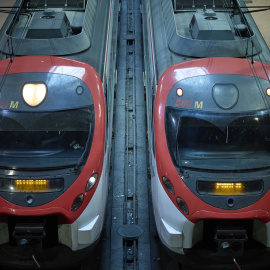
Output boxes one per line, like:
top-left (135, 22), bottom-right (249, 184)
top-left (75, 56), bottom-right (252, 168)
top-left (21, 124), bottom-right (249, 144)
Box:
top-left (0, 56), bottom-right (106, 267)
top-left (153, 57), bottom-right (270, 267)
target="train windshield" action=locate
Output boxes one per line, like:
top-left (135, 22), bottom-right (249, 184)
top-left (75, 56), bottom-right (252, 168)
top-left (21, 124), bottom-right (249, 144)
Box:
top-left (166, 108), bottom-right (270, 171)
top-left (0, 106), bottom-right (94, 170)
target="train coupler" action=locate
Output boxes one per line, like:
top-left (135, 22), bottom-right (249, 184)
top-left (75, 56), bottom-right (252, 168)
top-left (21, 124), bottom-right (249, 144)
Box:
top-left (214, 227), bottom-right (247, 256)
top-left (13, 223), bottom-right (46, 252)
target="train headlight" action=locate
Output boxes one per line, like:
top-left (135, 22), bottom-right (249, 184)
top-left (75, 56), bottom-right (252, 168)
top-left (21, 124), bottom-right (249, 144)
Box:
top-left (86, 173), bottom-right (98, 192)
top-left (162, 177), bottom-right (175, 195)
top-left (176, 88), bottom-right (183, 97)
top-left (71, 194), bottom-right (84, 212)
top-left (22, 83), bottom-right (47, 107)
top-left (176, 197), bottom-right (189, 215)
top-left (267, 88), bottom-right (270, 96)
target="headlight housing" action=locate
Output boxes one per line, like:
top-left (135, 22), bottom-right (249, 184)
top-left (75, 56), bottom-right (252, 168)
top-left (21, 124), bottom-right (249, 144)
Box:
top-left (86, 173), bottom-right (98, 192)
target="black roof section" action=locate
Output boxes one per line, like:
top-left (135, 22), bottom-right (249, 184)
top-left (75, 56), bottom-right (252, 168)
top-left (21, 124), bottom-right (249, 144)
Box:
top-left (167, 0), bottom-right (262, 57)
top-left (0, 0), bottom-right (97, 56)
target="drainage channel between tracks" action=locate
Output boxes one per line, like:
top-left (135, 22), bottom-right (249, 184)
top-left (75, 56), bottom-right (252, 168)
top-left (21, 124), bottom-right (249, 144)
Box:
top-left (108, 0), bottom-right (150, 269)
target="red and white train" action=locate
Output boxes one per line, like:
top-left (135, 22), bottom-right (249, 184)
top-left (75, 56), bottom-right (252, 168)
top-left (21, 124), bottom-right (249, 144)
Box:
top-left (0, 0), bottom-right (117, 268)
top-left (143, 0), bottom-right (270, 268)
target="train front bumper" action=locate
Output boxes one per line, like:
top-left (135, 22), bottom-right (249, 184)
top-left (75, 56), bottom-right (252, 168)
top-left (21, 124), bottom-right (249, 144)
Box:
top-left (152, 155), bottom-right (270, 257)
top-left (59, 215), bottom-right (101, 251)
top-left (0, 209), bottom-right (102, 268)
top-left (151, 157), bottom-right (203, 255)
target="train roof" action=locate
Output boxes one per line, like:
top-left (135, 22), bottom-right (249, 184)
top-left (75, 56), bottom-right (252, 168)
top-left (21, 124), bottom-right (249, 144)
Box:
top-left (147, 0), bottom-right (270, 80)
top-left (0, 0), bottom-right (112, 79)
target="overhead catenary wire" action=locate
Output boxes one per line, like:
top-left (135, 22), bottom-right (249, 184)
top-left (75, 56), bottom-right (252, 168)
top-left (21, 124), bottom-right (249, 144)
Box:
top-left (222, 0), bottom-right (270, 111)
top-left (237, 2), bottom-right (270, 80)
top-left (0, 2), bottom-right (32, 94)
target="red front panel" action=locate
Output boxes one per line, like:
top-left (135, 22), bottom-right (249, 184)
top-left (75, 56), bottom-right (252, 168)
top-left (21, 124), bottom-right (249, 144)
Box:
top-left (154, 57), bottom-right (270, 223)
top-left (0, 56), bottom-right (106, 223)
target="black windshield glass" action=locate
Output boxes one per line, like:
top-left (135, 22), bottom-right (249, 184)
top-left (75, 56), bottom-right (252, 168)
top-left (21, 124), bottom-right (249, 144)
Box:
top-left (0, 106), bottom-right (94, 169)
top-left (165, 108), bottom-right (270, 170)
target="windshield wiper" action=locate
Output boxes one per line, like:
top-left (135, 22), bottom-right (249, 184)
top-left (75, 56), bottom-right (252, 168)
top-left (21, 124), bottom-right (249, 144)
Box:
top-left (73, 127), bottom-right (92, 174)
top-left (240, 6), bottom-right (270, 14)
top-left (0, 164), bottom-right (75, 172)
